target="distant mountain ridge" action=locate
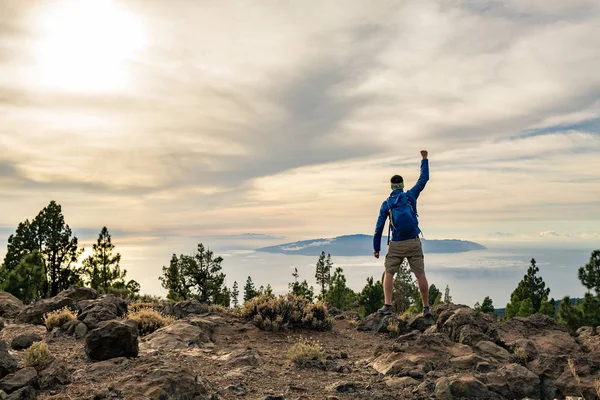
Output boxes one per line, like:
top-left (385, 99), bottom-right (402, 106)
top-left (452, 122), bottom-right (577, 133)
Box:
top-left (256, 234), bottom-right (486, 256)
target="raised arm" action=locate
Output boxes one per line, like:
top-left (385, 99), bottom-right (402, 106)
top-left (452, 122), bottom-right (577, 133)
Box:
top-left (407, 150), bottom-right (429, 199)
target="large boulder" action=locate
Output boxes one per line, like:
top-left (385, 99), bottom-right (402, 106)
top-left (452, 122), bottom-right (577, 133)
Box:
top-left (0, 341), bottom-right (17, 379)
top-left (85, 320), bottom-right (139, 361)
top-left (77, 295), bottom-right (127, 330)
top-left (162, 300), bottom-right (208, 319)
top-left (16, 287), bottom-right (98, 325)
top-left (115, 359), bottom-right (211, 400)
top-left (0, 367), bottom-right (39, 393)
top-left (142, 321), bottom-right (211, 350)
top-left (437, 307), bottom-right (500, 346)
top-left (0, 292), bottom-right (24, 319)
top-left (434, 375), bottom-right (502, 400)
top-left (474, 340), bottom-right (511, 363)
top-left (482, 363), bottom-right (541, 399)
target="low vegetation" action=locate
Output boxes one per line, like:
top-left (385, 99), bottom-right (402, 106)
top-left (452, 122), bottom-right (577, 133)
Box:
top-left (241, 293), bottom-right (333, 331)
top-left (25, 341), bottom-right (51, 369)
top-left (287, 338), bottom-right (323, 366)
top-left (126, 307), bottom-right (177, 336)
top-left (43, 307), bottom-right (78, 331)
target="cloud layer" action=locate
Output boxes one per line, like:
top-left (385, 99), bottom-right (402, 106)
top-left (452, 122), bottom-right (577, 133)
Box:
top-left (1, 0), bottom-right (599, 279)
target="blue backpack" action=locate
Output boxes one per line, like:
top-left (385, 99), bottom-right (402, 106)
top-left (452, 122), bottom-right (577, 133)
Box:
top-left (387, 192), bottom-right (418, 238)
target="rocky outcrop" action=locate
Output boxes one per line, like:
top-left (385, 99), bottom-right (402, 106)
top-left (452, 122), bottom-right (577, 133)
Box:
top-left (0, 292), bottom-right (24, 319)
top-left (160, 300), bottom-right (209, 319)
top-left (16, 287), bottom-right (98, 325)
top-left (77, 295), bottom-right (128, 330)
top-left (85, 320), bottom-right (139, 361)
top-left (436, 306), bottom-right (500, 346)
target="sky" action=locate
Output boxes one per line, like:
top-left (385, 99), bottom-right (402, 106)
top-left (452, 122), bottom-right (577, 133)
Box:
top-left (1, 0), bottom-right (599, 296)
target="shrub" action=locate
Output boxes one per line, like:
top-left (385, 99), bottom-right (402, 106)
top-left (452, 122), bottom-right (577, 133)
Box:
top-left (129, 302), bottom-right (157, 313)
top-left (387, 321), bottom-right (400, 338)
top-left (287, 338), bottom-right (323, 366)
top-left (25, 341), bottom-right (51, 369)
top-left (512, 347), bottom-right (529, 365)
top-left (43, 307), bottom-right (78, 331)
top-left (126, 307), bottom-right (176, 336)
top-left (241, 293), bottom-right (333, 331)
top-left (208, 304), bottom-right (229, 314)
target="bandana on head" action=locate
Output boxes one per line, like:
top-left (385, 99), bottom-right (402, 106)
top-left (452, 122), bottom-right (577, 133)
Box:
top-left (391, 182), bottom-right (404, 190)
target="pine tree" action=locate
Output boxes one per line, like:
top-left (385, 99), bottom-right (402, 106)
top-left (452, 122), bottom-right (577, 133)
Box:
top-left (0, 201), bottom-right (83, 298)
top-left (264, 284), bottom-right (273, 296)
top-left (231, 281), bottom-right (239, 307)
top-left (392, 260), bottom-right (418, 313)
top-left (443, 285), bottom-right (452, 304)
top-left (578, 250), bottom-right (600, 295)
top-left (1, 250), bottom-right (46, 303)
top-left (433, 292), bottom-right (443, 307)
top-left (506, 258), bottom-right (553, 319)
top-left (579, 292), bottom-right (600, 327)
top-left (289, 268), bottom-right (314, 302)
top-left (475, 296), bottom-right (496, 314)
top-left (244, 276), bottom-right (258, 302)
top-left (557, 296), bottom-right (582, 332)
top-left (428, 284), bottom-right (441, 307)
top-left (315, 252), bottom-right (332, 297)
top-left (359, 276), bottom-right (384, 316)
top-left (325, 267), bottom-right (356, 310)
top-left (518, 298), bottom-right (535, 317)
top-left (82, 227), bottom-right (126, 292)
top-left (159, 243), bottom-right (227, 304)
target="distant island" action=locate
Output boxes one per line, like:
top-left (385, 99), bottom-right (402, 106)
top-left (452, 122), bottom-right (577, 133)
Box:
top-left (256, 234), bottom-right (486, 256)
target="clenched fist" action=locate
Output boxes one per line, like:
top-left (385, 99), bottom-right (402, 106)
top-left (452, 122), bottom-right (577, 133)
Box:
top-left (421, 150), bottom-right (428, 159)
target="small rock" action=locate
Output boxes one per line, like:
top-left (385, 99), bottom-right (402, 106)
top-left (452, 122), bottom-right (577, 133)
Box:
top-left (0, 342), bottom-right (17, 379)
top-left (5, 386), bottom-right (36, 400)
top-left (0, 368), bottom-right (38, 393)
top-left (407, 314), bottom-right (435, 332)
top-left (263, 396), bottom-right (285, 400)
top-left (224, 384), bottom-right (245, 395)
top-left (327, 381), bottom-right (358, 393)
top-left (449, 354), bottom-right (489, 370)
top-left (10, 334), bottom-right (42, 351)
top-left (74, 322), bottom-right (88, 339)
top-left (220, 348), bottom-right (263, 367)
top-left (475, 340), bottom-right (511, 363)
top-left (38, 361), bottom-right (71, 389)
top-left (340, 352), bottom-right (348, 359)
top-left (384, 376), bottom-right (418, 388)
top-left (476, 362), bottom-right (494, 373)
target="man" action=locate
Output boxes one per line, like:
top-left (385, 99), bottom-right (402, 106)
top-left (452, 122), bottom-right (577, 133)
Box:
top-left (373, 150), bottom-right (430, 317)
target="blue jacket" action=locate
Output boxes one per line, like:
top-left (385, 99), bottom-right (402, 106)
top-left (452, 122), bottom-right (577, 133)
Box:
top-left (373, 159), bottom-right (429, 252)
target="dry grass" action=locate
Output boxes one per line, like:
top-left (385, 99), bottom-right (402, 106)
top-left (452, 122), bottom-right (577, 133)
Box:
top-left (595, 378), bottom-right (600, 399)
top-left (43, 307), bottom-right (78, 331)
top-left (568, 358), bottom-right (585, 399)
top-left (348, 319), bottom-right (359, 328)
top-left (287, 338), bottom-right (324, 366)
top-left (387, 321), bottom-right (400, 338)
top-left (128, 302), bottom-right (157, 313)
top-left (126, 307), bottom-right (176, 336)
top-left (208, 304), bottom-right (229, 314)
top-left (241, 294), bottom-right (333, 331)
top-left (25, 341), bottom-right (51, 369)
top-left (512, 347), bottom-right (529, 365)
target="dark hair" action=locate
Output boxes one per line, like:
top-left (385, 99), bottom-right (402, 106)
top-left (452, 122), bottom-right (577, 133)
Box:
top-left (390, 175), bottom-right (403, 184)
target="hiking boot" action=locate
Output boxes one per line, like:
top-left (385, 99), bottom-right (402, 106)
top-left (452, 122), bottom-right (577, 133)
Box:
top-left (423, 307), bottom-right (432, 318)
top-left (377, 305), bottom-right (392, 315)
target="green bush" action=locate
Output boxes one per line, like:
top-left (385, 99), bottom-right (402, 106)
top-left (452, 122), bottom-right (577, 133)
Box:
top-left (241, 293), bottom-right (333, 331)
top-left (25, 341), bottom-right (51, 369)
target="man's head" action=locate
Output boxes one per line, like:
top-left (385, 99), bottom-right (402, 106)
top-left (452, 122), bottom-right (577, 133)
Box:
top-left (390, 175), bottom-right (404, 190)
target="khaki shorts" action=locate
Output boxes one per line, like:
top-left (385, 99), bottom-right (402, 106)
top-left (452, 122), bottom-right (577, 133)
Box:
top-left (384, 236), bottom-right (425, 275)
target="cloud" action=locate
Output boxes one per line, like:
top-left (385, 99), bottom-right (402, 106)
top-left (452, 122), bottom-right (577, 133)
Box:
top-left (0, 0), bottom-right (599, 249)
top-left (540, 231), bottom-right (562, 237)
top-left (493, 232), bottom-right (514, 237)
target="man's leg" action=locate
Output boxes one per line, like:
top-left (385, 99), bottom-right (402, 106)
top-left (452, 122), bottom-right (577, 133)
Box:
top-left (384, 271), bottom-right (394, 306)
top-left (406, 237), bottom-right (431, 316)
top-left (415, 273), bottom-right (429, 308)
top-left (379, 242), bottom-right (402, 314)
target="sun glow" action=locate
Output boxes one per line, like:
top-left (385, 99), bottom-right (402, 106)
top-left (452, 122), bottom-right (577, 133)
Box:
top-left (30, 0), bottom-right (146, 93)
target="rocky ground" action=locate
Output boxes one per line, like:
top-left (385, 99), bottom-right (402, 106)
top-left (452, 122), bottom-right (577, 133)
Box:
top-left (0, 288), bottom-right (598, 400)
